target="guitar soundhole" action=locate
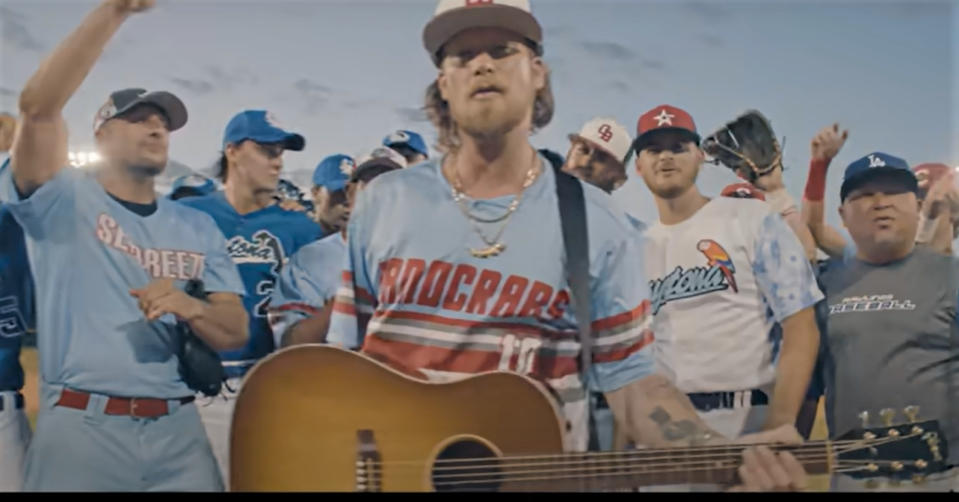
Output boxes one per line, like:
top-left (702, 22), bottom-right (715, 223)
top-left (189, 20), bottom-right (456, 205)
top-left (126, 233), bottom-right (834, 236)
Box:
top-left (430, 439), bottom-right (503, 492)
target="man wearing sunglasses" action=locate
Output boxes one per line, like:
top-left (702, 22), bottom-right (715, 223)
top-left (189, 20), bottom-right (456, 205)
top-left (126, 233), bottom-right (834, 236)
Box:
top-left (269, 147), bottom-right (406, 348)
top-left (177, 109), bottom-right (323, 488)
top-left (634, 104), bottom-right (822, 490)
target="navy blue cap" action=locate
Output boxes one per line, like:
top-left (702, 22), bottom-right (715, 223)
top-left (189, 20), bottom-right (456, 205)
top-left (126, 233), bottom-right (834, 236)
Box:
top-left (383, 130), bottom-right (428, 157)
top-left (311, 154), bottom-right (355, 192)
top-left (222, 110), bottom-right (305, 152)
top-left (840, 152), bottom-right (918, 202)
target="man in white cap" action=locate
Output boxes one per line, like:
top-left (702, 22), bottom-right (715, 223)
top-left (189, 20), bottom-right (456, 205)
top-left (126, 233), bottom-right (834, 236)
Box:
top-left (326, 0), bottom-right (809, 491)
top-left (563, 118), bottom-right (631, 195)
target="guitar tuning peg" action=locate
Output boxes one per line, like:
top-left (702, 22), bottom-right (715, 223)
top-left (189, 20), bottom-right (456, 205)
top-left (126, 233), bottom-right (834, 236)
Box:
top-left (880, 408), bottom-right (896, 426)
top-left (904, 405), bottom-right (920, 422)
top-left (859, 411), bottom-right (870, 427)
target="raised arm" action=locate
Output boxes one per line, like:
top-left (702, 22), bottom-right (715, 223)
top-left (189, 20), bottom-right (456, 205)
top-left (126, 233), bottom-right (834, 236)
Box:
top-left (801, 124), bottom-right (850, 259)
top-left (12, 0), bottom-right (148, 193)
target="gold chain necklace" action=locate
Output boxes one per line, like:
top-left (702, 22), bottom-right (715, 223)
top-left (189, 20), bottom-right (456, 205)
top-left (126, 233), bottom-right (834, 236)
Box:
top-left (448, 151), bottom-right (540, 258)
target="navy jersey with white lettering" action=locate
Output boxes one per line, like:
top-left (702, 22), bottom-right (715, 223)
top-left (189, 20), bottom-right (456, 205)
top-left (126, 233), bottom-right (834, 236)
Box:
top-left (0, 197), bottom-right (34, 392)
top-left (179, 192), bottom-right (322, 376)
top-left (0, 163), bottom-right (245, 399)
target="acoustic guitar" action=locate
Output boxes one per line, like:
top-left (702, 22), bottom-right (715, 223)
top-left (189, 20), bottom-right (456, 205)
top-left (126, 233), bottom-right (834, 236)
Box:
top-left (230, 345), bottom-right (950, 492)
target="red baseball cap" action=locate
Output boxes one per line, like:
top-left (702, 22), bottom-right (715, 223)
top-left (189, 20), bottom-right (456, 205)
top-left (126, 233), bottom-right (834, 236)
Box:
top-left (720, 182), bottom-right (765, 201)
top-left (633, 104), bottom-right (701, 151)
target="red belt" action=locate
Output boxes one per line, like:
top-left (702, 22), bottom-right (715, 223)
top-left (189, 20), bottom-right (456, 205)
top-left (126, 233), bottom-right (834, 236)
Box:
top-left (55, 388), bottom-right (195, 418)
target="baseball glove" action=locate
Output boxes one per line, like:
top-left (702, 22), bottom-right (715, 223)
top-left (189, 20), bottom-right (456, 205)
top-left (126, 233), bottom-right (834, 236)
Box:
top-left (702, 110), bottom-right (784, 183)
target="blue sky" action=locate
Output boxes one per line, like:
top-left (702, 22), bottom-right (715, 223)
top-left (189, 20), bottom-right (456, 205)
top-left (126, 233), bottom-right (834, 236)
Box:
top-left (0, 0), bottom-right (954, 230)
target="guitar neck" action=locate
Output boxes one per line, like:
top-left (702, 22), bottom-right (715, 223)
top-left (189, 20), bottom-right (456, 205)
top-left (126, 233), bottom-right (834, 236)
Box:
top-left (498, 441), bottom-right (832, 492)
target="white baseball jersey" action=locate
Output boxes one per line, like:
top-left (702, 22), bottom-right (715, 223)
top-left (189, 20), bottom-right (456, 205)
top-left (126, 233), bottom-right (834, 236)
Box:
top-left (643, 197), bottom-right (822, 393)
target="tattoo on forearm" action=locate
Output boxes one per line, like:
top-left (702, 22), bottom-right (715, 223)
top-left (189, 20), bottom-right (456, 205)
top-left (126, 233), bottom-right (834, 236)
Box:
top-left (648, 406), bottom-right (713, 446)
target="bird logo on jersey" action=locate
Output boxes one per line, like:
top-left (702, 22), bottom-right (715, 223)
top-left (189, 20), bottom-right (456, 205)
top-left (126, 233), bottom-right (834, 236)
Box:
top-left (226, 230), bottom-right (284, 274)
top-left (696, 239), bottom-right (738, 293)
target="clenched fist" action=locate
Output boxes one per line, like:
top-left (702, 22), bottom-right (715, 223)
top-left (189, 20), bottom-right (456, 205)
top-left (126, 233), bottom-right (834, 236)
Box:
top-left (106, 0), bottom-right (155, 13)
top-left (810, 123), bottom-right (848, 161)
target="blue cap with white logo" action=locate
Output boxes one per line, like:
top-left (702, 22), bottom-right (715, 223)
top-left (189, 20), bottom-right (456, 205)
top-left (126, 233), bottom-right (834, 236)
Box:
top-left (383, 130), bottom-right (428, 158)
top-left (840, 152), bottom-right (918, 202)
top-left (222, 110), bottom-right (305, 151)
top-left (168, 174), bottom-right (217, 200)
top-left (311, 154), bottom-right (355, 192)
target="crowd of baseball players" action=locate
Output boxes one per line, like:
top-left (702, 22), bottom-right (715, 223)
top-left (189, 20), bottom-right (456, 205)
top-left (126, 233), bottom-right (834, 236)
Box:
top-left (0, 0), bottom-right (955, 493)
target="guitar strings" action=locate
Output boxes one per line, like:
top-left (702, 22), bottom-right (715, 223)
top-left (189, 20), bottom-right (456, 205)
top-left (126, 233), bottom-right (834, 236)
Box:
top-left (424, 457), bottom-right (889, 489)
top-left (369, 434), bottom-right (906, 469)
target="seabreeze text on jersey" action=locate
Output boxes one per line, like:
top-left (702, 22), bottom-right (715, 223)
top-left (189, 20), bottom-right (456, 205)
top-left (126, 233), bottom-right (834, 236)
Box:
top-left (96, 213), bottom-right (205, 280)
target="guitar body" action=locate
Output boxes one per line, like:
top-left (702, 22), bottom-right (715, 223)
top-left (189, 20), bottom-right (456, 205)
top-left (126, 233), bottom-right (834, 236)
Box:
top-left (230, 345), bottom-right (567, 492)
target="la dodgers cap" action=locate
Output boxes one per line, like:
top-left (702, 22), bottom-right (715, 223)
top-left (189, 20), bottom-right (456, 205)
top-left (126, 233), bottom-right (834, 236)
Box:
top-left (569, 118), bottom-right (631, 166)
top-left (222, 110), bottom-right (305, 152)
top-left (168, 174), bottom-right (217, 198)
top-left (912, 162), bottom-right (952, 199)
top-left (839, 152), bottom-right (918, 202)
top-left (383, 130), bottom-right (429, 158)
top-left (423, 0), bottom-right (543, 66)
top-left (720, 182), bottom-right (766, 201)
top-left (312, 154), bottom-right (356, 192)
top-left (633, 105), bottom-right (701, 152)
top-left (93, 88), bottom-right (188, 133)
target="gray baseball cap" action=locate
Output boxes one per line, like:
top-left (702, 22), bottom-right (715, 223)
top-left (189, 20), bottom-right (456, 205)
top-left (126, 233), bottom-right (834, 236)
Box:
top-left (93, 88), bottom-right (188, 133)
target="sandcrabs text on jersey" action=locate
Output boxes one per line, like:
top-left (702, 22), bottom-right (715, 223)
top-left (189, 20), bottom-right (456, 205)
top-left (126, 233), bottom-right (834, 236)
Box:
top-left (648, 239), bottom-right (739, 315)
top-left (226, 229), bottom-right (286, 317)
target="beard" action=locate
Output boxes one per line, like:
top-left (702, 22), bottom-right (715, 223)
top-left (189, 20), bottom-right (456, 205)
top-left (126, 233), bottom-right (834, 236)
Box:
top-left (127, 157), bottom-right (166, 178)
top-left (453, 99), bottom-right (526, 142)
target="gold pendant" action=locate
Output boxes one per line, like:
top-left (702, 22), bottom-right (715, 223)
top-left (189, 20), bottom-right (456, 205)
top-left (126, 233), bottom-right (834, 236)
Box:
top-left (470, 243), bottom-right (506, 258)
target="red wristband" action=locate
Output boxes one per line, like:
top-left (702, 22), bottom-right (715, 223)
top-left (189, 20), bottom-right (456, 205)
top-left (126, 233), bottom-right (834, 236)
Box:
top-left (803, 158), bottom-right (830, 202)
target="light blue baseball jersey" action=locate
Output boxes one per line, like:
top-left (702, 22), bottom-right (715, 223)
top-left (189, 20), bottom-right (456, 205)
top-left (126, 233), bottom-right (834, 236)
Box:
top-left (0, 163), bottom-right (245, 399)
top-left (326, 156), bottom-right (655, 452)
top-left (268, 232), bottom-right (345, 346)
top-left (178, 191), bottom-right (322, 378)
top-left (0, 157), bottom-right (33, 392)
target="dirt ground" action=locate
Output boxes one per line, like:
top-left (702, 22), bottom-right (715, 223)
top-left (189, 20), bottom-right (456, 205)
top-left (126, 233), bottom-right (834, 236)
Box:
top-left (17, 348), bottom-right (830, 490)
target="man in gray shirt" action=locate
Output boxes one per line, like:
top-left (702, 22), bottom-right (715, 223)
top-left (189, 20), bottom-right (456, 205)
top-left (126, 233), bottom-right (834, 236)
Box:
top-left (820, 151), bottom-right (959, 491)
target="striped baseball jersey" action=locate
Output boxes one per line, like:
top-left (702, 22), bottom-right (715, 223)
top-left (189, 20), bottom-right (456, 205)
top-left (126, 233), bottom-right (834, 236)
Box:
top-left (643, 197), bottom-right (823, 393)
top-left (268, 232), bottom-right (346, 347)
top-left (326, 155), bottom-right (655, 452)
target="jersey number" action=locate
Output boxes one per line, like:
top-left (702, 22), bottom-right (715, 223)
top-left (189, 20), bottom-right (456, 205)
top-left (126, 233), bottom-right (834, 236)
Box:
top-left (0, 296), bottom-right (27, 339)
top-left (497, 334), bottom-right (542, 376)
top-left (254, 278), bottom-right (276, 318)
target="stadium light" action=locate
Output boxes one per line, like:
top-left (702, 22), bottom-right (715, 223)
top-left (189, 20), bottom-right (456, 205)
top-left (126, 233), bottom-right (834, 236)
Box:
top-left (68, 150), bottom-right (100, 168)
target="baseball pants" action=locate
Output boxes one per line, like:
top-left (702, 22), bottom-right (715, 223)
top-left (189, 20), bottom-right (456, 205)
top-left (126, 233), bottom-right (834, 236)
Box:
top-left (642, 395), bottom-right (768, 492)
top-left (197, 377), bottom-right (242, 490)
top-left (0, 391), bottom-right (31, 492)
top-left (23, 383), bottom-right (222, 492)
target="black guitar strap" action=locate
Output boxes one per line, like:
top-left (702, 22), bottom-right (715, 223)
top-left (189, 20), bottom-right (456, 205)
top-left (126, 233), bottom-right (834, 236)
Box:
top-left (541, 149), bottom-right (601, 452)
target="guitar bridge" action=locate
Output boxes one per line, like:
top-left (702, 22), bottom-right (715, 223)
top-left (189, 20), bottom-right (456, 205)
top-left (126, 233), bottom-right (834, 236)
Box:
top-left (356, 430), bottom-right (382, 492)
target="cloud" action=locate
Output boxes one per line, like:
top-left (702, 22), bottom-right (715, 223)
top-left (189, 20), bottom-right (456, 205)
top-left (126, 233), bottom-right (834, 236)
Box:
top-left (395, 107), bottom-right (429, 123)
top-left (544, 25), bottom-right (575, 39)
top-left (291, 78), bottom-right (332, 116)
top-left (697, 34), bottom-right (725, 48)
top-left (169, 78), bottom-right (216, 95)
top-left (680, 1), bottom-right (730, 21)
top-left (0, 87), bottom-right (18, 98)
top-left (580, 41), bottom-right (636, 62)
top-left (0, 7), bottom-right (45, 52)
top-left (205, 65), bottom-right (260, 90)
top-left (607, 81), bottom-right (632, 94)
top-left (640, 59), bottom-right (667, 71)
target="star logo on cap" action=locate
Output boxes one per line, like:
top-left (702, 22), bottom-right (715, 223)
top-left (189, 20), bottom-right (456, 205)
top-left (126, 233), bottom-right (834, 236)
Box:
top-left (868, 154), bottom-right (886, 168)
top-left (654, 109), bottom-right (675, 127)
top-left (340, 158), bottom-right (355, 176)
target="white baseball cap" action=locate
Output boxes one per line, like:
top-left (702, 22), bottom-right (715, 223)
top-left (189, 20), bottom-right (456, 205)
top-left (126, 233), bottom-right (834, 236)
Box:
top-left (423, 0), bottom-right (543, 66)
top-left (569, 118), bottom-right (632, 165)
top-left (352, 146), bottom-right (407, 180)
